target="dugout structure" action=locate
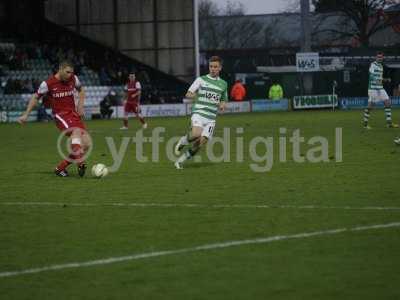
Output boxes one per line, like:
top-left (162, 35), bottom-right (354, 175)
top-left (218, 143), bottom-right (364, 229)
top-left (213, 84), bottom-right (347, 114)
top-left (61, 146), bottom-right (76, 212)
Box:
top-left (45, 0), bottom-right (195, 82)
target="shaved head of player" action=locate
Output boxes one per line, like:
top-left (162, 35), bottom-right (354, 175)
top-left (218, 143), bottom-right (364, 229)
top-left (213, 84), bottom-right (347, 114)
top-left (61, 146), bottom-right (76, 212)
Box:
top-left (58, 61), bottom-right (74, 82)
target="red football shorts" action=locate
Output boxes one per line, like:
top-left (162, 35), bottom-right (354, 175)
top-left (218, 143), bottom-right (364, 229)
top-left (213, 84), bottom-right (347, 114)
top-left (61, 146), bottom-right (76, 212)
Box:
top-left (124, 101), bottom-right (140, 114)
top-left (54, 111), bottom-right (86, 136)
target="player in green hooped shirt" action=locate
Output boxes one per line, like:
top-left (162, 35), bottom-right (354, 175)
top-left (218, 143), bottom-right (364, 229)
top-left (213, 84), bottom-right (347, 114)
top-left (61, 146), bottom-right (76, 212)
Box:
top-left (363, 51), bottom-right (398, 130)
top-left (174, 56), bottom-right (228, 169)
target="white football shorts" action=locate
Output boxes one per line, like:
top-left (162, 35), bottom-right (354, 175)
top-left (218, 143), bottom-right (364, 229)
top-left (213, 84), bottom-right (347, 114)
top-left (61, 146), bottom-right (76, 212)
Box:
top-left (368, 89), bottom-right (389, 103)
top-left (191, 113), bottom-right (216, 139)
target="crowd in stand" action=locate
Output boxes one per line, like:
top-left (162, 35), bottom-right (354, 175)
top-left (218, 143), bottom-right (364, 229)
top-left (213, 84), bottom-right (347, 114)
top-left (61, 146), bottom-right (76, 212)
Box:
top-left (3, 78), bottom-right (40, 94)
top-left (0, 47), bottom-right (27, 70)
top-left (0, 38), bottom-right (147, 94)
top-left (0, 36), bottom-right (183, 104)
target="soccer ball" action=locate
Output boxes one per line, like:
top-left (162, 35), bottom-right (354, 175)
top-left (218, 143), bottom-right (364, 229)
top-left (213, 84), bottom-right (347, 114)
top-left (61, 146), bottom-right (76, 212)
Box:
top-left (91, 163), bottom-right (109, 178)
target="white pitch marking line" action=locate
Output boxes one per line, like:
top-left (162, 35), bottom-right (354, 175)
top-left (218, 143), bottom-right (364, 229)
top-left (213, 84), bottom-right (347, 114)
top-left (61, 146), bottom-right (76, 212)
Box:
top-left (0, 222), bottom-right (399, 278)
top-left (1, 202), bottom-right (400, 211)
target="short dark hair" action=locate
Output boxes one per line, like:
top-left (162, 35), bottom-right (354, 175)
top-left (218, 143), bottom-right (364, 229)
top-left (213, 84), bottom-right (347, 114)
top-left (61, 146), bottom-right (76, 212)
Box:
top-left (209, 56), bottom-right (222, 64)
top-left (59, 60), bottom-right (74, 70)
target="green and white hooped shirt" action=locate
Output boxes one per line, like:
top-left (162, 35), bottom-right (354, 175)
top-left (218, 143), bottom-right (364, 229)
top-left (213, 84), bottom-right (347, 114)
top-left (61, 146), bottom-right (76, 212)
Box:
top-left (369, 61), bottom-right (384, 90)
top-left (189, 75), bottom-right (228, 121)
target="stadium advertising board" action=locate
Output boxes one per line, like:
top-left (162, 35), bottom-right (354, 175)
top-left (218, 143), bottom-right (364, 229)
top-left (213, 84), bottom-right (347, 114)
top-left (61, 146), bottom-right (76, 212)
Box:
top-left (111, 104), bottom-right (187, 119)
top-left (0, 111), bottom-right (7, 123)
top-left (84, 106), bottom-right (100, 118)
top-left (251, 99), bottom-right (289, 112)
top-left (340, 97), bottom-right (400, 109)
top-left (111, 106), bottom-right (124, 119)
top-left (186, 101), bottom-right (250, 115)
top-left (223, 101), bottom-right (251, 114)
top-left (296, 52), bottom-right (320, 72)
top-left (339, 97), bottom-right (367, 109)
top-left (0, 111), bottom-right (38, 123)
top-left (389, 96), bottom-right (400, 106)
top-left (293, 95), bottom-right (338, 110)
top-left (142, 104), bottom-right (187, 117)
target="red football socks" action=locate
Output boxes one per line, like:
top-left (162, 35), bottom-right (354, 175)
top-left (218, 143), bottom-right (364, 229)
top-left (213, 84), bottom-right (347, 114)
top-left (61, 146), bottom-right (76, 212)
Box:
top-left (71, 143), bottom-right (84, 164)
top-left (56, 159), bottom-right (71, 171)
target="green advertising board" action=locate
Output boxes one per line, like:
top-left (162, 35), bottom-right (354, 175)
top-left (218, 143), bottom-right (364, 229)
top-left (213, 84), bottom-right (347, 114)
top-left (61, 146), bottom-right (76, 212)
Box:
top-left (293, 95), bottom-right (338, 110)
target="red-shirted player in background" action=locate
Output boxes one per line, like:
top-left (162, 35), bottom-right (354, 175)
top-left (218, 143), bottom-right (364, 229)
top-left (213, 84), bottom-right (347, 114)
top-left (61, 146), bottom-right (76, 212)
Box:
top-left (120, 72), bottom-right (147, 130)
top-left (18, 61), bottom-right (90, 177)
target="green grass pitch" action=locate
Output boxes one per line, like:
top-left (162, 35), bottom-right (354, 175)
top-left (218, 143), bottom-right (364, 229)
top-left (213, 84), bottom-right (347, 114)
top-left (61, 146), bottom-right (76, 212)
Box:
top-left (1, 110), bottom-right (400, 299)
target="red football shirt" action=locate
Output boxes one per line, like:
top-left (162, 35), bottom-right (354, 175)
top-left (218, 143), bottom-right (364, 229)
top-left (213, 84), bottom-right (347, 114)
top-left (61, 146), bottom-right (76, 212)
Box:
top-left (124, 80), bottom-right (141, 103)
top-left (36, 75), bottom-right (82, 115)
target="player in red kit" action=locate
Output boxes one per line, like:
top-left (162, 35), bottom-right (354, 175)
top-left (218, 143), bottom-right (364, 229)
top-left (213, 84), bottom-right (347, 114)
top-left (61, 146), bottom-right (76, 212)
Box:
top-left (120, 72), bottom-right (147, 130)
top-left (18, 61), bottom-right (90, 177)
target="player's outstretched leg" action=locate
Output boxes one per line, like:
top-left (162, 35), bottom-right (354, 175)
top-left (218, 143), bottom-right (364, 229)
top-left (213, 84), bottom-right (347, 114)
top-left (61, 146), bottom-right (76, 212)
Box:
top-left (384, 102), bottom-right (398, 128)
top-left (54, 162), bottom-right (70, 177)
top-left (55, 136), bottom-right (74, 177)
top-left (120, 117), bottom-right (129, 130)
top-left (54, 153), bottom-right (77, 178)
top-left (136, 112), bottom-right (147, 129)
top-left (78, 163), bottom-right (87, 177)
top-left (174, 133), bottom-right (200, 155)
top-left (77, 131), bottom-right (91, 177)
top-left (69, 129), bottom-right (86, 177)
top-left (55, 158), bottom-right (72, 176)
top-left (175, 136), bottom-right (206, 169)
top-left (363, 107), bottom-right (371, 129)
